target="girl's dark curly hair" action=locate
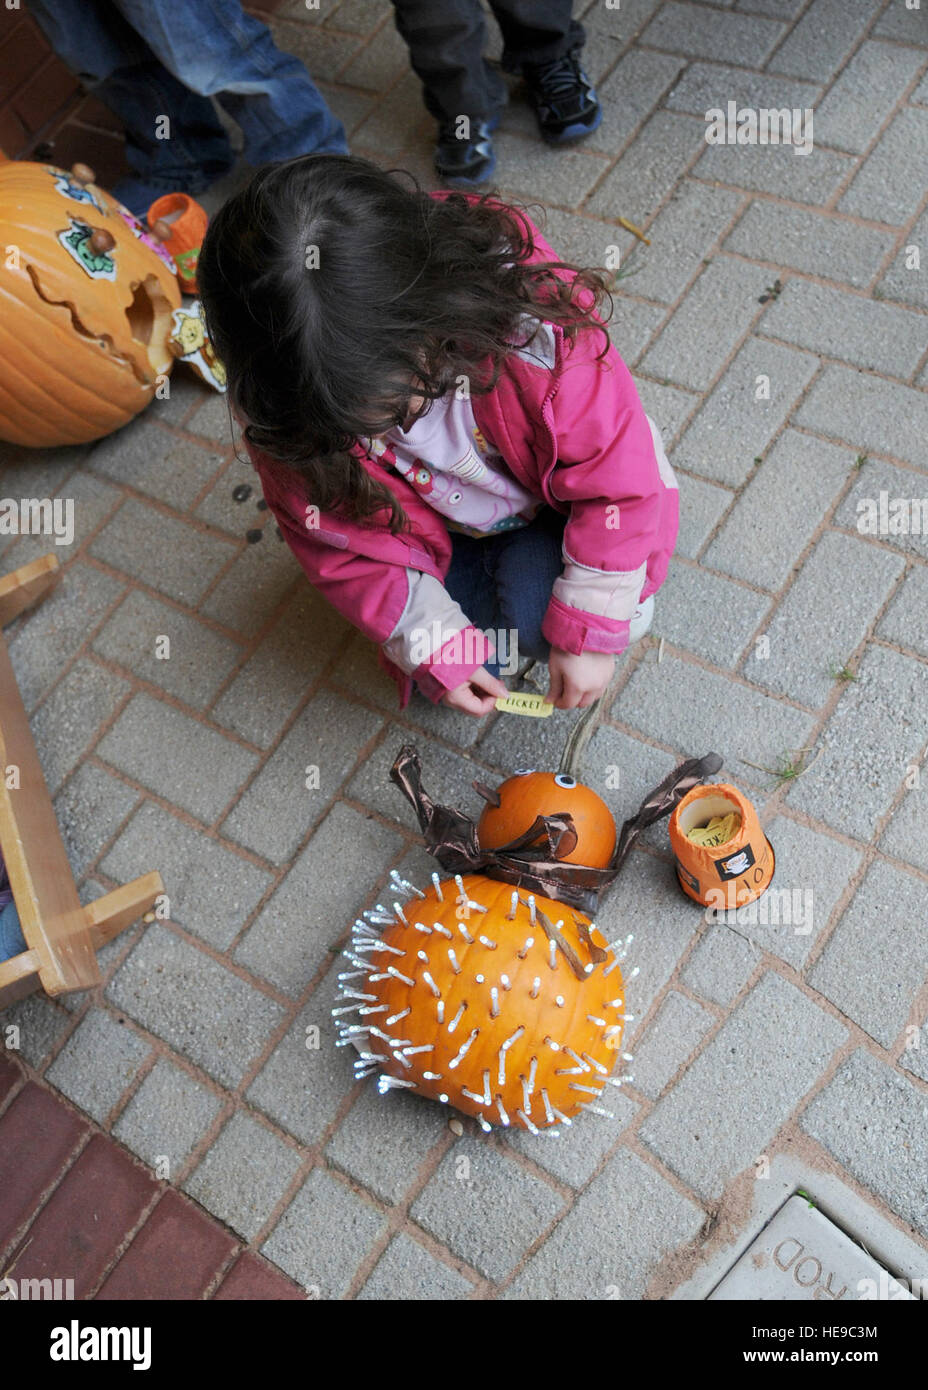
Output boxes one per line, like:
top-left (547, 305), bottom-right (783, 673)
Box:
top-left (198, 154), bottom-right (613, 532)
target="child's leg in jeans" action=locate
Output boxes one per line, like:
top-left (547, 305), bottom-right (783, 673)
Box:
top-left (443, 510), bottom-right (570, 679)
top-left (442, 530), bottom-right (506, 677)
top-left (491, 508), bottom-right (567, 668)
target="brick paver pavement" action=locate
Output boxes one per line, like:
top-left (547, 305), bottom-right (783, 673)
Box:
top-left (0, 1054), bottom-right (305, 1299)
top-left (1, 0), bottom-right (926, 1299)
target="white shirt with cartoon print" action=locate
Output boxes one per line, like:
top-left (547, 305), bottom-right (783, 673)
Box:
top-left (372, 391), bottom-right (541, 538)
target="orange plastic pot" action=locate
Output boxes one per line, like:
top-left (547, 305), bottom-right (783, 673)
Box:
top-left (147, 192), bottom-right (208, 293)
top-left (669, 782), bottom-right (774, 909)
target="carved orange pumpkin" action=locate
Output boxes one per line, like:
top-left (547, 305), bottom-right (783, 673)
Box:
top-left (335, 871), bottom-right (632, 1133)
top-left (0, 161), bottom-right (181, 447)
top-left (477, 770), bottom-right (617, 867)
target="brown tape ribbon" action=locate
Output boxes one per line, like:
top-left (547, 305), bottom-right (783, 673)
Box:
top-left (389, 744), bottom-right (723, 915)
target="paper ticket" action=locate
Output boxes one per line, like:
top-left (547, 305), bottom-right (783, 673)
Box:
top-left (494, 691), bottom-right (554, 717)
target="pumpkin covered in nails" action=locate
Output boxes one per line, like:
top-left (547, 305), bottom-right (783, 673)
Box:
top-left (334, 871), bottom-right (633, 1133)
top-left (476, 770), bottom-right (617, 868)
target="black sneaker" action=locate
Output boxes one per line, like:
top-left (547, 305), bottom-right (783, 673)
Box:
top-left (434, 113), bottom-right (500, 187)
top-left (522, 49), bottom-right (602, 145)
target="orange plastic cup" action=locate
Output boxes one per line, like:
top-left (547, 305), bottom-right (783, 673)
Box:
top-left (146, 192), bottom-right (208, 294)
top-left (669, 782), bottom-right (774, 909)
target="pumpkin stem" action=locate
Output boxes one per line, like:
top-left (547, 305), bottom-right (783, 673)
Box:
top-left (558, 665), bottom-right (622, 779)
top-left (530, 899), bottom-right (588, 980)
top-left (558, 695), bottom-right (602, 779)
top-left (472, 780), bottom-right (501, 807)
top-left (89, 227), bottom-right (116, 255)
top-left (573, 914), bottom-right (608, 964)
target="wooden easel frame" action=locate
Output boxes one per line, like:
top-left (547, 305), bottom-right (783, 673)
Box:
top-left (0, 555), bottom-right (163, 1008)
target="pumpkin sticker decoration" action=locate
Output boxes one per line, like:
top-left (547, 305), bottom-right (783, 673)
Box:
top-left (49, 167), bottom-right (104, 210)
top-left (116, 207), bottom-right (177, 274)
top-left (58, 218), bottom-right (117, 281)
top-left (169, 301), bottom-right (227, 392)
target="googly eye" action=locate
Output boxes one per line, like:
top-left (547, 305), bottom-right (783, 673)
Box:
top-left (447, 490), bottom-right (462, 505)
top-left (554, 774), bottom-right (577, 788)
top-left (513, 768), bottom-right (535, 777)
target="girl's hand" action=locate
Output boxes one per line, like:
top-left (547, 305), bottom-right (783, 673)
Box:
top-left (547, 648), bottom-right (615, 710)
top-left (441, 667), bottom-right (510, 717)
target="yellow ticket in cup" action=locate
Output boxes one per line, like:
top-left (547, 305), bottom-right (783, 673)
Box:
top-left (495, 691), bottom-right (554, 717)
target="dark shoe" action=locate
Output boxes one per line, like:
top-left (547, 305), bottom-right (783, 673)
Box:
top-left (434, 113), bottom-right (500, 187)
top-left (522, 49), bottom-right (602, 145)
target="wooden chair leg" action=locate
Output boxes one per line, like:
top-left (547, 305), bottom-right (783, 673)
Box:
top-left (82, 872), bottom-right (165, 951)
top-left (0, 949), bottom-right (40, 1010)
top-left (0, 555), bottom-right (61, 628)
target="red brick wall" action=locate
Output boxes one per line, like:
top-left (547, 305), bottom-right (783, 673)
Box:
top-left (0, 9), bottom-right (80, 158)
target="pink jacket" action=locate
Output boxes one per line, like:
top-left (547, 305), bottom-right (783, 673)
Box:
top-left (249, 201), bottom-right (679, 708)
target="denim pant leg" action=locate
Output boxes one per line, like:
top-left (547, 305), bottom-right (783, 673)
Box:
top-left (32, 0), bottom-right (347, 191)
top-left (390, 0), bottom-right (509, 124)
top-left (491, 508), bottom-right (567, 665)
top-left (116, 0), bottom-right (349, 164)
top-left (443, 531), bottom-right (506, 678)
top-left (28, 0), bottom-right (236, 192)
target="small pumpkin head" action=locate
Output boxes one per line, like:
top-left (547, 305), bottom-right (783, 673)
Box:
top-left (336, 872), bottom-right (627, 1132)
top-left (476, 769), bottom-right (617, 868)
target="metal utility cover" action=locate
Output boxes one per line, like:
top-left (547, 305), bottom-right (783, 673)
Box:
top-left (709, 1195), bottom-right (916, 1301)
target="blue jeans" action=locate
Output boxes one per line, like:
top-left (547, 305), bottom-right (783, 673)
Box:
top-left (29, 0), bottom-right (348, 207)
top-left (443, 507), bottom-right (566, 677)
